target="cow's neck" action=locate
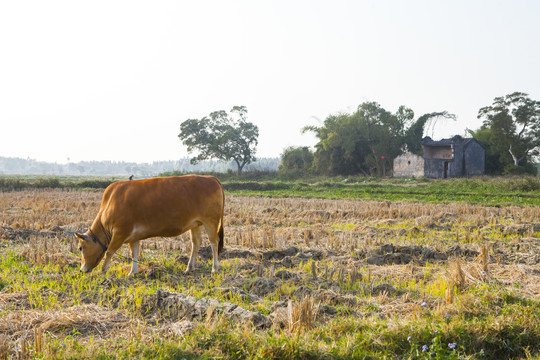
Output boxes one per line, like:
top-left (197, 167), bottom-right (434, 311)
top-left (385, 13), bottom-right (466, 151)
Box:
top-left (90, 219), bottom-right (112, 249)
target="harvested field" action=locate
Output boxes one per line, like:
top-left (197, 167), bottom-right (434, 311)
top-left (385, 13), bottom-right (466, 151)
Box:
top-left (1, 189), bottom-right (539, 359)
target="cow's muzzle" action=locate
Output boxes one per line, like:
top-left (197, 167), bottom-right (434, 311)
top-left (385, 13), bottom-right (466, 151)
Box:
top-left (80, 265), bottom-right (92, 273)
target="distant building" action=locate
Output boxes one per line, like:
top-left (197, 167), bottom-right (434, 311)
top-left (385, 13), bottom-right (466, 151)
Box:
top-left (392, 136), bottom-right (485, 178)
top-left (393, 152), bottom-right (424, 177)
top-left (421, 136), bottom-right (485, 178)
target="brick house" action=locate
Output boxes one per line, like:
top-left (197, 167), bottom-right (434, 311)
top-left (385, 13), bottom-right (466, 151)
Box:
top-left (421, 136), bottom-right (485, 178)
top-left (393, 136), bottom-right (485, 178)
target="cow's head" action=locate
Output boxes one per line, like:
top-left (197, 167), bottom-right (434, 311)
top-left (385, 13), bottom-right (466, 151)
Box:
top-left (75, 231), bottom-right (106, 272)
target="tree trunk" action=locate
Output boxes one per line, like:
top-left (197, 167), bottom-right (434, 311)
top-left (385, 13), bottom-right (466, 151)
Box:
top-left (235, 160), bottom-right (244, 174)
top-left (508, 144), bottom-right (521, 166)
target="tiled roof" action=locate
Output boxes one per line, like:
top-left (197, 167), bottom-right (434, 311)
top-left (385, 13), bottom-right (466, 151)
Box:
top-left (421, 136), bottom-right (480, 147)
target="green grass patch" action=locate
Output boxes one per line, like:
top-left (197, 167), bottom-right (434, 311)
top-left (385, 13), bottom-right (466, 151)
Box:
top-left (3, 174), bottom-right (540, 206)
top-left (1, 241), bottom-right (539, 359)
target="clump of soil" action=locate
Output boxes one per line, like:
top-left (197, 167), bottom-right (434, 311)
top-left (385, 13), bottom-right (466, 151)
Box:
top-left (366, 243), bottom-right (480, 266)
top-left (155, 290), bottom-right (272, 329)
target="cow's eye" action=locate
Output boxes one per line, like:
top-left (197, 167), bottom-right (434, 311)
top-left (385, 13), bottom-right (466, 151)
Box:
top-left (78, 246), bottom-right (82, 251)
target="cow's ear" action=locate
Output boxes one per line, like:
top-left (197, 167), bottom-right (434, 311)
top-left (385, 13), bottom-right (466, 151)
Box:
top-left (75, 232), bottom-right (89, 241)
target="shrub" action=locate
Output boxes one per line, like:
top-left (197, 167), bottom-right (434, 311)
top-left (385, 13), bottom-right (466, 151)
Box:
top-left (34, 177), bottom-right (62, 189)
top-left (503, 163), bottom-right (537, 175)
top-left (279, 146), bottom-right (314, 176)
top-left (0, 178), bottom-right (28, 191)
top-left (76, 180), bottom-right (115, 189)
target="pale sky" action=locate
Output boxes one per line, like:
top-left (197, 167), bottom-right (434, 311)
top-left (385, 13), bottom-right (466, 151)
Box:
top-left (1, 1), bottom-right (539, 163)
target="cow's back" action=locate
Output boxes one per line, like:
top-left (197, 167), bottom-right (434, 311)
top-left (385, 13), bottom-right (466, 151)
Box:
top-left (99, 175), bottom-right (224, 239)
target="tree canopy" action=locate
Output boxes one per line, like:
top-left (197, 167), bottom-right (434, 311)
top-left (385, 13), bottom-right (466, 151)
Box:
top-left (279, 146), bottom-right (314, 175)
top-left (178, 106), bottom-right (259, 174)
top-left (303, 102), bottom-right (454, 176)
top-left (472, 92), bottom-right (540, 174)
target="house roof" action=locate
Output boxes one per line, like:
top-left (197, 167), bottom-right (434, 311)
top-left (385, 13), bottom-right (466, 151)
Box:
top-left (421, 135), bottom-right (483, 149)
top-left (421, 137), bottom-right (454, 147)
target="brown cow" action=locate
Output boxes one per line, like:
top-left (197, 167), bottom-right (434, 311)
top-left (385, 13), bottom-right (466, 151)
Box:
top-left (75, 175), bottom-right (225, 275)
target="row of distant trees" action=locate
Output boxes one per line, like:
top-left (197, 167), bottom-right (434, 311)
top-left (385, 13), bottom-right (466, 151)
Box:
top-left (180, 92), bottom-right (540, 176)
top-left (0, 157), bottom-right (279, 176)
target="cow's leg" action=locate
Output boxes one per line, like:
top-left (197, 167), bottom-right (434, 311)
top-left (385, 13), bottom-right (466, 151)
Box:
top-left (101, 237), bottom-right (124, 273)
top-left (203, 223), bottom-right (220, 274)
top-left (101, 248), bottom-right (118, 273)
top-left (128, 241), bottom-right (141, 276)
top-left (185, 226), bottom-right (203, 274)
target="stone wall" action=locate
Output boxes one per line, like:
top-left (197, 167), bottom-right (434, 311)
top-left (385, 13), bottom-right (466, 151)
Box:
top-left (393, 152), bottom-right (424, 177)
top-left (464, 141), bottom-right (485, 176)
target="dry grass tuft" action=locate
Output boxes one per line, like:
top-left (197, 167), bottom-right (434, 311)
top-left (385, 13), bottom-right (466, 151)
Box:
top-left (0, 291), bottom-right (31, 310)
top-left (478, 245), bottom-right (489, 274)
top-left (0, 304), bottom-right (129, 339)
top-left (205, 303), bottom-right (218, 328)
top-left (0, 335), bottom-right (8, 360)
top-left (274, 297), bottom-right (319, 334)
top-left (40, 304), bottom-right (128, 335)
top-left (445, 254), bottom-right (492, 302)
top-left (20, 247), bottom-right (79, 269)
top-left (448, 257), bottom-right (466, 290)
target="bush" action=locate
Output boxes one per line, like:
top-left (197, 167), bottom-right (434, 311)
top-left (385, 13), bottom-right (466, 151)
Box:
top-left (506, 176), bottom-right (540, 192)
top-left (76, 180), bottom-right (115, 189)
top-left (34, 177), bottom-right (62, 189)
top-left (279, 146), bottom-right (314, 176)
top-left (160, 170), bottom-right (278, 182)
top-left (0, 178), bottom-right (28, 191)
top-left (503, 163), bottom-right (537, 176)
top-left (223, 182), bottom-right (291, 191)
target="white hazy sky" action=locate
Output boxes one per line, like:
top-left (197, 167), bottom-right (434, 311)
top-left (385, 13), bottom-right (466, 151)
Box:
top-left (1, 1), bottom-right (539, 163)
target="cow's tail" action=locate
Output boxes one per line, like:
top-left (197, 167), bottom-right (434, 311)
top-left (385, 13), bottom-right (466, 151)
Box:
top-left (217, 181), bottom-right (225, 255)
top-left (218, 221), bottom-right (224, 255)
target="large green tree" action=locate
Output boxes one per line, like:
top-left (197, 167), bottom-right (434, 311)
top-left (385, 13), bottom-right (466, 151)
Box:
top-left (178, 106), bottom-right (259, 174)
top-left (474, 92), bottom-right (540, 174)
top-left (404, 111), bottom-right (456, 154)
top-left (279, 146), bottom-right (314, 176)
top-left (303, 102), bottom-right (454, 176)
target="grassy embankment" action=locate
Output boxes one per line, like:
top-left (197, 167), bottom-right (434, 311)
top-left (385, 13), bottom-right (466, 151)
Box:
top-left (2, 174), bottom-right (540, 206)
